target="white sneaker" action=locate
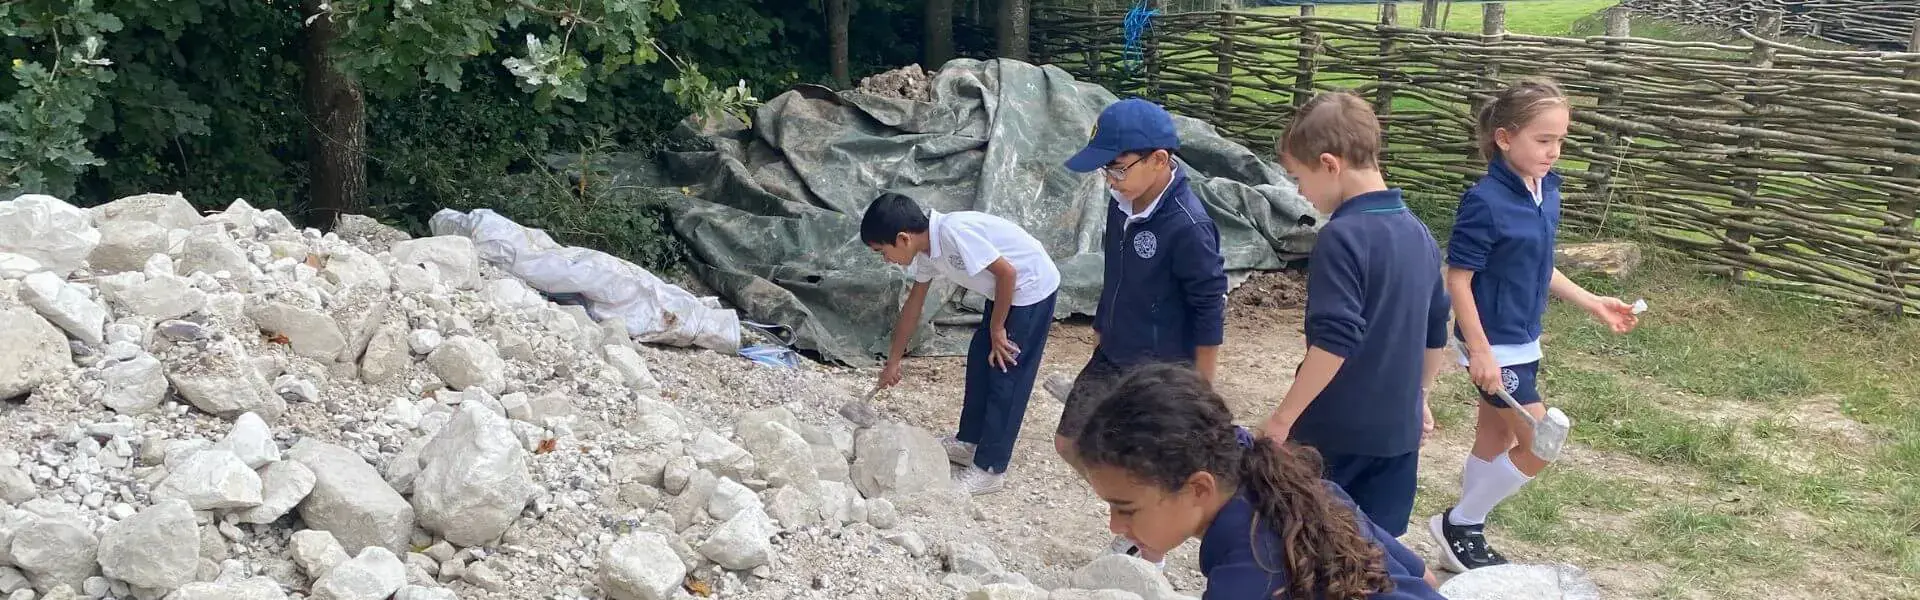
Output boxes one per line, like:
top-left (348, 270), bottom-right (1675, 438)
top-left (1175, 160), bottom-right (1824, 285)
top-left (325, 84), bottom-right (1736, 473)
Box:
top-left (1109, 535), bottom-right (1169, 571)
top-left (940, 435), bottom-right (977, 466)
top-left (955, 466), bottom-right (1005, 495)
top-left (1042, 372), bottom-right (1075, 403)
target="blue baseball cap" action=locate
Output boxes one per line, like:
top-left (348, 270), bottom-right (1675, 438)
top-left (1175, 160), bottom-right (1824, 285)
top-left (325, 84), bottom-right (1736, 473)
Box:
top-left (1064, 98), bottom-right (1182, 173)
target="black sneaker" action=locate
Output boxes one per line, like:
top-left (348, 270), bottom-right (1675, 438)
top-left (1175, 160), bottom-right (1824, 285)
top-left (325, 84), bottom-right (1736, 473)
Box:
top-left (1429, 507), bottom-right (1509, 572)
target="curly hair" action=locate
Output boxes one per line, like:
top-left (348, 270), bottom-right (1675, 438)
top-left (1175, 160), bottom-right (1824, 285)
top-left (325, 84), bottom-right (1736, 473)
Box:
top-left (1075, 364), bottom-right (1392, 599)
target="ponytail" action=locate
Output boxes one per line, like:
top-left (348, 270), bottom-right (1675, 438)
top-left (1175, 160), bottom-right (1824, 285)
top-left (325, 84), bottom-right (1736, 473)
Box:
top-left (1075, 364), bottom-right (1396, 600)
top-left (1240, 437), bottom-right (1393, 599)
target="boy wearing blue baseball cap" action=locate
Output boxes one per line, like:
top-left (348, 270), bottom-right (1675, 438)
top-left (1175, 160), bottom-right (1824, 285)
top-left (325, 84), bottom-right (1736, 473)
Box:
top-left (1055, 98), bottom-right (1229, 566)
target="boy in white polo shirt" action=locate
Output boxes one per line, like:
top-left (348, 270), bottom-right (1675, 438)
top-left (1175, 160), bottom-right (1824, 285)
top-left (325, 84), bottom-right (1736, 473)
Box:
top-left (865, 193), bottom-right (1062, 495)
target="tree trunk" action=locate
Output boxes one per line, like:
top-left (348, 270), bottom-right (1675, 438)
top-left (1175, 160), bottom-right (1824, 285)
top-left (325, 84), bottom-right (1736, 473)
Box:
top-left (924, 0), bottom-right (955, 69)
top-left (828, 0), bottom-right (851, 89)
top-left (300, 0), bottom-right (367, 230)
top-left (996, 0), bottom-right (1029, 61)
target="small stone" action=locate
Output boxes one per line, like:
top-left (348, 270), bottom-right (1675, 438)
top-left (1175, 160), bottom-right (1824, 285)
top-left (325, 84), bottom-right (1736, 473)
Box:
top-left (423, 541), bottom-right (456, 564)
top-left (462, 561), bottom-right (505, 592)
top-left (20, 272), bottom-right (106, 346)
top-left (1068, 555), bottom-right (1178, 600)
top-left (947, 542), bottom-right (1002, 577)
top-left (687, 431), bottom-right (755, 483)
top-left (309, 547), bottom-right (406, 600)
top-left (210, 412), bottom-right (280, 469)
top-left (1436, 563), bottom-right (1602, 600)
top-left (98, 354), bottom-right (167, 415)
top-left (11, 517), bottom-right (98, 592)
top-left (95, 499), bottom-right (199, 590)
top-left (1050, 590), bottom-right (1146, 600)
top-left (599, 532), bottom-right (685, 600)
top-left (284, 528), bottom-right (356, 577)
top-left (942, 574), bottom-right (981, 593)
top-left (0, 567), bottom-right (27, 594)
top-left (662, 457), bottom-right (696, 495)
top-left (167, 577), bottom-right (290, 600)
top-left (0, 306), bottom-right (69, 401)
top-left (358, 324), bottom-right (409, 385)
top-left (602, 345), bottom-right (659, 390)
top-left (866, 498), bottom-right (898, 529)
top-left (154, 451), bottom-right (262, 510)
top-left (0, 466), bottom-right (34, 504)
top-left (407, 330), bottom-right (441, 355)
top-left (696, 509), bottom-right (774, 570)
top-left (883, 531), bottom-right (928, 558)
top-left (425, 336), bottom-right (505, 394)
top-left (851, 423), bottom-right (948, 499)
top-left (237, 460), bottom-right (315, 524)
top-left (389, 237), bottom-right (480, 290)
top-left (707, 478), bottom-right (759, 522)
top-left (394, 585), bottom-right (458, 600)
top-left (383, 398), bottom-right (423, 430)
top-left (967, 584), bottom-right (1049, 600)
top-left (288, 440), bottom-right (415, 554)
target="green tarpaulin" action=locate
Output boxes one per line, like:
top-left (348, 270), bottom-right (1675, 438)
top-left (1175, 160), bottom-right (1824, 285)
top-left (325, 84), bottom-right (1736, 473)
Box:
top-left (615, 59), bottom-right (1317, 365)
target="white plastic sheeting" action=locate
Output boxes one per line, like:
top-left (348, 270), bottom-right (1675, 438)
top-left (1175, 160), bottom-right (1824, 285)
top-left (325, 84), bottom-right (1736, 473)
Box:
top-left (429, 208), bottom-right (740, 352)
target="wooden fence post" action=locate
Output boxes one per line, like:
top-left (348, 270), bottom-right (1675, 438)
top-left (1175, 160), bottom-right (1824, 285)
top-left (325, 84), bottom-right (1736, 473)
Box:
top-left (1587, 6), bottom-right (1632, 232)
top-left (1375, 1), bottom-right (1400, 128)
top-left (1420, 0), bottom-right (1440, 29)
top-left (1884, 18), bottom-right (1920, 314)
top-left (1146, 0), bottom-right (1164, 99)
top-left (1214, 4), bottom-right (1237, 122)
top-left (1294, 4), bottom-right (1320, 107)
top-left (1725, 9), bottom-right (1782, 280)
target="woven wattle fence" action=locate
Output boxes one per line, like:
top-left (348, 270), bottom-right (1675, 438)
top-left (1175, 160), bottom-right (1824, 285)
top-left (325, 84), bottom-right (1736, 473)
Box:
top-left (1033, 3), bottom-right (1920, 314)
top-left (1622, 0), bottom-right (1918, 50)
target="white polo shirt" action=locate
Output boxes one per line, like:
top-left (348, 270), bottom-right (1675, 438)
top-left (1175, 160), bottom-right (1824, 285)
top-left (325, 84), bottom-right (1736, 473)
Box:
top-left (907, 210), bottom-right (1061, 307)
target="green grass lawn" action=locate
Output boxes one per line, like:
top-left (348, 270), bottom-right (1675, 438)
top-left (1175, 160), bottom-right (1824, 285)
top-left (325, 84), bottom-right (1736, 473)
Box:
top-left (1255, 0), bottom-right (1625, 36)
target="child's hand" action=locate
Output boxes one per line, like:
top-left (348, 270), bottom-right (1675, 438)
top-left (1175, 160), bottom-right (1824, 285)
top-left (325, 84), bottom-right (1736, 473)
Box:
top-left (1467, 350), bottom-right (1501, 396)
top-left (1587, 296), bottom-right (1639, 334)
top-left (1420, 393), bottom-right (1436, 447)
top-left (989, 328), bottom-right (1021, 372)
top-left (878, 361), bottom-right (904, 389)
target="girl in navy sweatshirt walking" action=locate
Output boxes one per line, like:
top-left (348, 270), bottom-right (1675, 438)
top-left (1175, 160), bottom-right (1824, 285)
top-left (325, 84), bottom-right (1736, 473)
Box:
top-left (1077, 364), bottom-right (1442, 600)
top-left (1429, 79), bottom-right (1641, 572)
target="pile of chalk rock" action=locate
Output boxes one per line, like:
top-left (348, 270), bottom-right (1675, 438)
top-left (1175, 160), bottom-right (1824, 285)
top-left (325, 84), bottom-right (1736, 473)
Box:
top-left (0, 192), bottom-right (1191, 600)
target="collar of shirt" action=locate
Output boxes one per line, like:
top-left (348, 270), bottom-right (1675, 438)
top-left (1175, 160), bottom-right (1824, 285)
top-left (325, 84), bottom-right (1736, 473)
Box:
top-left (925, 209), bottom-right (948, 259)
top-left (1329, 188), bottom-right (1407, 219)
top-left (1113, 168), bottom-right (1179, 223)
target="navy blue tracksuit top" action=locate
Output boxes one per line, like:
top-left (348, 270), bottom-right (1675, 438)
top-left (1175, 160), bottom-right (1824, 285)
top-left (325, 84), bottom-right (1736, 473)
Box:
top-left (1290, 190), bottom-right (1449, 458)
top-left (1447, 158), bottom-right (1563, 347)
top-left (1093, 167), bottom-right (1229, 367)
top-left (1199, 482), bottom-right (1444, 600)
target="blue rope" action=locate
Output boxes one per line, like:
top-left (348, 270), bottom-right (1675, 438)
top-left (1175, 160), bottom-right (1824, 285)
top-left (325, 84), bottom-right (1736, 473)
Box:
top-left (1121, 0), bottom-right (1158, 76)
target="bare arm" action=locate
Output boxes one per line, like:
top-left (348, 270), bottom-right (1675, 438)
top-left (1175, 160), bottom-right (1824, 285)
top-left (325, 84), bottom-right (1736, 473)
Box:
top-left (985, 258), bottom-right (1017, 333)
top-left (1446, 266), bottom-right (1491, 358)
top-left (885, 281), bottom-right (933, 367)
top-left (1549, 267), bottom-right (1599, 310)
top-left (1260, 346), bottom-right (1346, 439)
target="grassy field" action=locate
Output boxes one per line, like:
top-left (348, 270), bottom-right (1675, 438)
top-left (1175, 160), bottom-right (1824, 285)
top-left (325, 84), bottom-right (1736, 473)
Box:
top-left (1412, 256), bottom-right (1920, 598)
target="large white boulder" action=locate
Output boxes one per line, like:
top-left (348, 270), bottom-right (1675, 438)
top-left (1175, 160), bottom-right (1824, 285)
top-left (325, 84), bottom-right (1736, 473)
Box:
top-left (411, 402), bottom-right (537, 547)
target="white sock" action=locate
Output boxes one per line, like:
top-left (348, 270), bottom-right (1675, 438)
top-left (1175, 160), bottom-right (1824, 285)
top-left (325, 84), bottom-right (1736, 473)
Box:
top-left (1450, 452), bottom-right (1532, 526)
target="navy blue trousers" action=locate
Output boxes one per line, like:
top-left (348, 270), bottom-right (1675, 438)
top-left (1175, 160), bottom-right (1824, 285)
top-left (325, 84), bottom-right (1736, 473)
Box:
top-left (1321, 450), bottom-right (1421, 537)
top-left (957, 293), bottom-right (1056, 473)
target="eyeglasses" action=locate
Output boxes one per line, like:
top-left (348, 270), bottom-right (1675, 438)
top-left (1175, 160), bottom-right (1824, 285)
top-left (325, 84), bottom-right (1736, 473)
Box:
top-left (1099, 154), bottom-right (1151, 182)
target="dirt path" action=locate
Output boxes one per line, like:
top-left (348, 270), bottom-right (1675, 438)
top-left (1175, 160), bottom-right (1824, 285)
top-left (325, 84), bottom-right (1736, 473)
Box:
top-left (865, 272), bottom-right (1651, 597)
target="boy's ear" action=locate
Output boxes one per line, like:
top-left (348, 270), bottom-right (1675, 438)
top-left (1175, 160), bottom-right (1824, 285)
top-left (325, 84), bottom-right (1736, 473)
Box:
top-left (1317, 152), bottom-right (1341, 174)
top-left (895, 232), bottom-right (913, 248)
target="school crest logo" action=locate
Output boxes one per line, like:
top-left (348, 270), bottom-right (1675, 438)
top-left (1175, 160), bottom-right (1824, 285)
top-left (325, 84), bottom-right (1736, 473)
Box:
top-left (1500, 368), bottom-right (1521, 393)
top-left (1132, 231), bottom-right (1158, 259)
top-left (947, 253), bottom-right (966, 271)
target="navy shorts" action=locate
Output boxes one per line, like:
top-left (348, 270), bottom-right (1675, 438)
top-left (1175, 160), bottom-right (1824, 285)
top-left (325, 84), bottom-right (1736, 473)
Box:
top-left (1320, 450), bottom-right (1420, 537)
top-left (1480, 361), bottom-right (1543, 407)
